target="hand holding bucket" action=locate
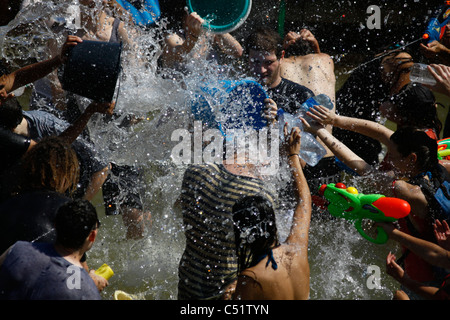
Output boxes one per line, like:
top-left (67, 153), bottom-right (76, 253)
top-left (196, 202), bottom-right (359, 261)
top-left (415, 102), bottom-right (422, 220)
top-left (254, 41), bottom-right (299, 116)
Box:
top-left (186, 0), bottom-right (252, 34)
top-left (61, 40), bottom-right (123, 103)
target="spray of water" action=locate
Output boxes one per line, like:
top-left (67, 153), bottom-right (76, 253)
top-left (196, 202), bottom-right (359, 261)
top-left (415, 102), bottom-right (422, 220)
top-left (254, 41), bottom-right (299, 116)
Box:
top-left (1, 0), bottom-right (403, 300)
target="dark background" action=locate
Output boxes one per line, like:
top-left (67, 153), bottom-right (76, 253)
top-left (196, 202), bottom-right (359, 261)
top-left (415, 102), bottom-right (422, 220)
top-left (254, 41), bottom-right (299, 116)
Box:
top-left (1, 0), bottom-right (448, 64)
top-left (235, 0), bottom-right (446, 62)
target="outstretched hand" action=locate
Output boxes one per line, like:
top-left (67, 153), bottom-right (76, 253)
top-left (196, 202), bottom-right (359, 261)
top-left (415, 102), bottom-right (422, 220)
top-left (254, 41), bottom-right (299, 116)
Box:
top-left (283, 122), bottom-right (301, 157)
top-left (434, 219), bottom-right (450, 250)
top-left (59, 35), bottom-right (83, 64)
top-left (0, 84), bottom-right (14, 106)
top-left (306, 104), bottom-right (335, 125)
top-left (423, 64), bottom-right (450, 97)
top-left (385, 251), bottom-right (405, 282)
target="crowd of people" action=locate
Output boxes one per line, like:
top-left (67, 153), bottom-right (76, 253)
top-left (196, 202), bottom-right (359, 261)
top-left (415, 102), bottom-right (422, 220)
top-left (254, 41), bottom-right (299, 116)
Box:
top-left (0, 0), bottom-right (449, 301)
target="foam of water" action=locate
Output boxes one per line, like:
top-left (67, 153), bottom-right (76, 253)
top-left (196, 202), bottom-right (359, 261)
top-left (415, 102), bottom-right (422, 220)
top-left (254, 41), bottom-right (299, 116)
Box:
top-left (1, 0), bottom-right (402, 300)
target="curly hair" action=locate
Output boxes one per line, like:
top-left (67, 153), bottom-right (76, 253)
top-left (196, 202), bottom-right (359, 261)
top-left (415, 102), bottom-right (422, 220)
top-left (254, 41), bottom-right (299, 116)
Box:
top-left (19, 136), bottom-right (79, 194)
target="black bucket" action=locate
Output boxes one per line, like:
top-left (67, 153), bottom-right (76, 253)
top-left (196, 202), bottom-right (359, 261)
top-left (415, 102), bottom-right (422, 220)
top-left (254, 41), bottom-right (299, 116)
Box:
top-left (62, 40), bottom-right (122, 102)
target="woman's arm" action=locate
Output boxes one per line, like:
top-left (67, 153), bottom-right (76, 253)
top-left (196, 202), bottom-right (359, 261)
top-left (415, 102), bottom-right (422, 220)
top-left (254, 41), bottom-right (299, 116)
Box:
top-left (58, 101), bottom-right (115, 145)
top-left (0, 35), bottom-right (82, 101)
top-left (307, 105), bottom-right (394, 148)
top-left (378, 222), bottom-right (450, 270)
top-left (301, 118), bottom-right (374, 176)
top-left (284, 126), bottom-right (312, 246)
top-left (385, 251), bottom-right (440, 300)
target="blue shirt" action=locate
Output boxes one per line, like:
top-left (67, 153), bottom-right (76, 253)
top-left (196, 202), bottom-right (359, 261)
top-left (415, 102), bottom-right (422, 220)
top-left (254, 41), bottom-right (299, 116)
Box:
top-left (0, 241), bottom-right (101, 300)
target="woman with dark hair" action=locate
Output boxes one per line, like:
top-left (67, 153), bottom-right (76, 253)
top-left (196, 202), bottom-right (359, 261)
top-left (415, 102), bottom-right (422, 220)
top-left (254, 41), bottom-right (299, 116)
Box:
top-left (232, 126), bottom-right (311, 300)
top-left (380, 83), bottom-right (442, 140)
top-left (301, 107), bottom-right (450, 299)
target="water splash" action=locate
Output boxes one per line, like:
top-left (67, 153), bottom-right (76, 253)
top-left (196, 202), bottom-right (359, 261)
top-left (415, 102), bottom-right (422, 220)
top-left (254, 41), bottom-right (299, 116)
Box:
top-left (1, 0), bottom-right (402, 300)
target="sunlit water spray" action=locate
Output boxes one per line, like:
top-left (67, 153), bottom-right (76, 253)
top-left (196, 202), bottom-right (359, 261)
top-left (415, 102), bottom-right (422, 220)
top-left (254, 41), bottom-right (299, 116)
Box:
top-left (2, 0), bottom-right (402, 300)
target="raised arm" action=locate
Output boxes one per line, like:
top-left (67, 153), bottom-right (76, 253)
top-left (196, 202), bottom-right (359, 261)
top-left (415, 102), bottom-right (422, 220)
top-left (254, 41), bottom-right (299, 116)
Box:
top-left (284, 126), bottom-right (312, 246)
top-left (378, 222), bottom-right (450, 270)
top-left (214, 33), bottom-right (243, 58)
top-left (159, 12), bottom-right (204, 69)
top-left (58, 101), bottom-right (115, 145)
top-left (300, 117), bottom-right (373, 176)
top-left (307, 104), bottom-right (394, 148)
top-left (0, 35), bottom-right (83, 104)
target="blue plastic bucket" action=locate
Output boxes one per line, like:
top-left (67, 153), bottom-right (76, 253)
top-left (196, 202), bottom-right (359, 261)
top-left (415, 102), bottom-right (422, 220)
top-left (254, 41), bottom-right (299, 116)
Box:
top-left (191, 79), bottom-right (269, 134)
top-left (115, 0), bottom-right (161, 27)
top-left (62, 40), bottom-right (122, 102)
top-left (186, 0), bottom-right (252, 34)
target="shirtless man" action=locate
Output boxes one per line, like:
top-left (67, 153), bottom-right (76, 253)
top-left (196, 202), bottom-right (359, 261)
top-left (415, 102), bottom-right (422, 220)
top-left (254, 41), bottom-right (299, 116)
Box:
top-left (276, 29), bottom-right (340, 210)
top-left (281, 29), bottom-right (336, 108)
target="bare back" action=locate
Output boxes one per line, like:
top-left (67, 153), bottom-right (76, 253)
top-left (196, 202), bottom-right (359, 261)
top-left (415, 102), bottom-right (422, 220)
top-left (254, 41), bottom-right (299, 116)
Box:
top-left (235, 243), bottom-right (310, 300)
top-left (281, 53), bottom-right (336, 157)
top-left (281, 53), bottom-right (336, 104)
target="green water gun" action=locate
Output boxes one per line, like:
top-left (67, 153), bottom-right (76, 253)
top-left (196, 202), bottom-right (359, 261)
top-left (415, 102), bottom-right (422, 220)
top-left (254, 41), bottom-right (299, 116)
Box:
top-left (438, 137), bottom-right (450, 160)
top-left (318, 183), bottom-right (411, 244)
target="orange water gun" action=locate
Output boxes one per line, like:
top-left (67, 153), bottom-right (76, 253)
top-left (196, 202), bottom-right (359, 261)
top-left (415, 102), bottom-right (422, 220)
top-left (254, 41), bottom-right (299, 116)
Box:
top-left (423, 1), bottom-right (450, 44)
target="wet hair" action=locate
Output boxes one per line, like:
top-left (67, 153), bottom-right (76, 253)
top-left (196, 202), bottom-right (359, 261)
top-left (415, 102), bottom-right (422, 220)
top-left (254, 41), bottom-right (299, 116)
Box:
top-left (0, 98), bottom-right (23, 130)
top-left (245, 27), bottom-right (284, 59)
top-left (18, 136), bottom-right (80, 194)
top-left (390, 127), bottom-right (450, 215)
top-left (390, 127), bottom-right (438, 173)
top-left (390, 84), bottom-right (442, 135)
top-left (232, 195), bottom-right (279, 273)
top-left (54, 198), bottom-right (99, 249)
top-left (284, 39), bottom-right (315, 58)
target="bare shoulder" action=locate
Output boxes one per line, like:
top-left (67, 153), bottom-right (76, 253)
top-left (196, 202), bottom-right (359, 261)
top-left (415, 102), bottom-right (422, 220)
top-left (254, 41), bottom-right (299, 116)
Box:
top-left (234, 271), bottom-right (264, 300)
top-left (393, 179), bottom-right (422, 196)
top-left (393, 179), bottom-right (428, 216)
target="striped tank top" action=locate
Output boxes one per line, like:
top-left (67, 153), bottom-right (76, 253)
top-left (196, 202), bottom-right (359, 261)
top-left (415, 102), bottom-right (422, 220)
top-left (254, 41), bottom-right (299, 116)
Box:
top-left (177, 163), bottom-right (277, 300)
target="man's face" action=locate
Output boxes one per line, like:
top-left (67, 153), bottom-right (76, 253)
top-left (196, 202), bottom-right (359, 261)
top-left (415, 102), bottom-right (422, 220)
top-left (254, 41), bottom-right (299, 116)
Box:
top-left (248, 49), bottom-right (283, 88)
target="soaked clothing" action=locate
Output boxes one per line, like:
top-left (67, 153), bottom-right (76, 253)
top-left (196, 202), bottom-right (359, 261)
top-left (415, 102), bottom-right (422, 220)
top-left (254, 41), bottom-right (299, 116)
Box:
top-left (178, 163), bottom-right (277, 300)
top-left (267, 78), bottom-right (314, 115)
top-left (335, 60), bottom-right (385, 165)
top-left (0, 241), bottom-right (100, 300)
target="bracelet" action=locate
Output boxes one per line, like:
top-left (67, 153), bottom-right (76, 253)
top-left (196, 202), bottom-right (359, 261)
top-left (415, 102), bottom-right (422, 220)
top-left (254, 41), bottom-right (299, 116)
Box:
top-left (288, 154), bottom-right (298, 158)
